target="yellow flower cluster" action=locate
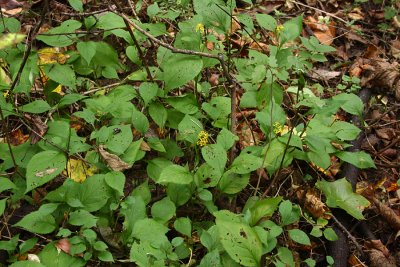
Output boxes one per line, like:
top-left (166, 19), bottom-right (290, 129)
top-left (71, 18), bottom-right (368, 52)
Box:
top-left (273, 122), bottom-right (284, 136)
top-left (197, 130), bottom-right (209, 147)
top-left (195, 23), bottom-right (205, 34)
top-left (275, 25), bottom-right (284, 34)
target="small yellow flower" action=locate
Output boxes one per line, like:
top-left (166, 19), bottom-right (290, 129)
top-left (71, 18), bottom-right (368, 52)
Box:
top-left (197, 130), bottom-right (209, 147)
top-left (275, 25), bottom-right (284, 34)
top-left (195, 23), bottom-right (205, 34)
top-left (273, 122), bottom-right (284, 136)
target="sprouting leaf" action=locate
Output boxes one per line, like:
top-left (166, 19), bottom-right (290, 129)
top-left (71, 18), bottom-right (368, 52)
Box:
top-left (316, 178), bottom-right (370, 220)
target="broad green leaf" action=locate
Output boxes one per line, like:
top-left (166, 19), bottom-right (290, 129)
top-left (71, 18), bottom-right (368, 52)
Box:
top-left (37, 20), bottom-right (82, 47)
top-left (149, 102), bottom-right (167, 128)
top-left (20, 100), bottom-right (51, 114)
top-left (139, 82), bottom-right (159, 106)
top-left (105, 171), bottom-right (126, 197)
top-left (166, 94), bottom-right (199, 114)
top-left (39, 242), bottom-right (85, 267)
top-left (332, 93), bottom-right (364, 116)
top-left (331, 121), bottom-right (361, 141)
top-left (279, 15), bottom-right (303, 44)
top-left (323, 228), bottom-right (338, 241)
top-left (68, 0), bottom-right (83, 12)
top-left (132, 218), bottom-right (169, 247)
top-left (131, 108), bottom-right (149, 134)
top-left (229, 153), bottom-right (263, 174)
top-left (15, 204), bottom-right (59, 234)
top-left (194, 163), bottom-right (221, 188)
top-left (77, 41), bottom-right (97, 64)
top-left (199, 249), bottom-right (221, 267)
top-left (0, 33), bottom-right (25, 50)
top-left (120, 196), bottom-right (147, 240)
top-left (279, 200), bottom-right (301, 226)
top-left (0, 177), bottom-right (16, 193)
top-left (159, 164), bottom-right (193, 184)
top-left (68, 209), bottom-right (98, 228)
top-left (336, 151), bottom-right (376, 169)
top-left (217, 128), bottom-right (238, 151)
top-left (215, 210), bottom-right (262, 267)
top-left (202, 96), bottom-right (231, 121)
top-left (174, 217), bottom-right (191, 237)
top-left (96, 12), bottom-right (125, 30)
top-left (218, 170), bottom-right (249, 194)
top-left (288, 229), bottom-right (311, 245)
top-left (316, 178), bottom-right (370, 219)
top-left (249, 197), bottom-right (282, 226)
top-left (151, 197), bottom-right (176, 223)
top-left (178, 115), bottom-right (203, 144)
top-left (58, 94), bottom-right (87, 108)
top-left (255, 14), bottom-right (277, 31)
top-left (201, 143), bottom-right (227, 174)
top-left (65, 174), bottom-right (112, 212)
top-left (9, 262), bottom-right (45, 267)
top-left (26, 150), bottom-right (67, 193)
top-left (126, 46), bottom-right (141, 65)
top-left (105, 124), bottom-right (133, 155)
top-left (157, 47), bottom-right (203, 90)
top-left (44, 64), bottom-right (76, 89)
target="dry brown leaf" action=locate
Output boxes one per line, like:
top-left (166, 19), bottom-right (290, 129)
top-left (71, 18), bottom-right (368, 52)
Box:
top-left (304, 16), bottom-right (336, 45)
top-left (297, 188), bottom-right (332, 219)
top-left (368, 249), bottom-right (397, 267)
top-left (390, 39), bottom-right (400, 59)
top-left (348, 7), bottom-right (364, 20)
top-left (0, 0), bottom-right (23, 9)
top-left (348, 254), bottom-right (367, 267)
top-left (372, 197), bottom-right (400, 231)
top-left (310, 68), bottom-right (341, 81)
top-left (55, 238), bottom-right (71, 254)
top-left (9, 128), bottom-right (29, 146)
top-left (375, 128), bottom-right (396, 140)
top-left (24, 114), bottom-right (48, 144)
top-left (360, 59), bottom-right (400, 101)
top-left (140, 141), bottom-right (151, 151)
top-left (98, 145), bottom-right (130, 171)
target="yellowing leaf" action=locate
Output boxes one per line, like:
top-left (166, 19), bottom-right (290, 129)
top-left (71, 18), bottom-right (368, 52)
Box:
top-left (64, 158), bottom-right (97, 183)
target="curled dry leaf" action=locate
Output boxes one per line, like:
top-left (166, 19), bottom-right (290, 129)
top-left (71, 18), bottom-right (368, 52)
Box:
top-left (360, 59), bottom-right (400, 101)
top-left (372, 197), bottom-right (400, 231)
top-left (390, 39), bottom-right (400, 59)
top-left (375, 128), bottom-right (396, 140)
top-left (27, 254), bottom-right (41, 263)
top-left (304, 16), bottom-right (336, 45)
top-left (310, 68), bottom-right (341, 81)
top-left (368, 249), bottom-right (397, 267)
top-left (98, 145), bottom-right (130, 171)
top-left (24, 114), bottom-right (48, 145)
top-left (347, 254), bottom-right (367, 267)
top-left (296, 188), bottom-right (332, 219)
top-left (55, 238), bottom-right (71, 254)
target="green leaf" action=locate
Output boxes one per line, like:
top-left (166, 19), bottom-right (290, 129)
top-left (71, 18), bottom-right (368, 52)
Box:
top-left (105, 171), bottom-right (125, 197)
top-left (19, 238), bottom-right (39, 254)
top-left (323, 228), bottom-right (338, 241)
top-left (277, 247), bottom-right (295, 267)
top-left (126, 46), bottom-right (141, 65)
top-left (255, 14), bottom-right (277, 31)
top-left (9, 262), bottom-right (45, 267)
top-left (68, 0), bottom-right (83, 12)
top-left (58, 94), bottom-right (86, 108)
top-left (217, 128), bottom-right (238, 151)
top-left (15, 203), bottom-right (59, 234)
top-left (229, 153), bottom-right (263, 174)
top-left (336, 151), bottom-right (376, 169)
top-left (151, 197), bottom-right (176, 223)
top-left (178, 115), bottom-right (203, 144)
top-left (288, 229), bottom-right (311, 245)
top-left (77, 41), bottom-right (97, 64)
top-left (215, 210), bottom-right (262, 267)
top-left (120, 196), bottom-right (147, 240)
top-left (149, 102), bottom-right (167, 128)
top-left (157, 47), bottom-right (203, 90)
top-left (201, 144), bottom-right (227, 174)
top-left (279, 200), bottom-right (301, 226)
top-left (37, 20), bottom-right (82, 47)
top-left (0, 177), bottom-right (16, 193)
top-left (20, 100), bottom-right (51, 114)
top-left (332, 93), bottom-right (364, 116)
top-left (202, 96), bottom-right (231, 121)
top-left (132, 218), bottom-right (169, 247)
top-left (105, 124), bottom-right (133, 155)
top-left (96, 12), bottom-right (125, 30)
top-left (218, 170), bottom-right (249, 194)
top-left (131, 108), bottom-right (149, 134)
top-left (0, 33), bottom-right (25, 50)
top-left (26, 150), bottom-right (67, 193)
top-left (0, 198), bottom-right (7, 216)
top-left (174, 217), bottom-right (192, 237)
top-left (98, 250), bottom-right (114, 262)
top-left (331, 121), bottom-right (361, 141)
top-left (139, 82), bottom-right (159, 106)
top-left (279, 15), bottom-right (303, 44)
top-left (249, 197), bottom-right (282, 226)
top-left (68, 209), bottom-right (98, 228)
top-left (44, 64), bottom-right (76, 89)
top-left (316, 178), bottom-right (370, 219)
top-left (194, 163), bottom-right (221, 188)
top-left (166, 94), bottom-right (199, 115)
top-left (39, 242), bottom-right (85, 267)
top-left (159, 164), bottom-right (193, 184)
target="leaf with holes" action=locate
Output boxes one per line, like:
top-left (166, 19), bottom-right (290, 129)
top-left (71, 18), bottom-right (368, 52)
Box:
top-left (201, 144), bottom-right (227, 174)
top-left (26, 151), bottom-right (67, 193)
